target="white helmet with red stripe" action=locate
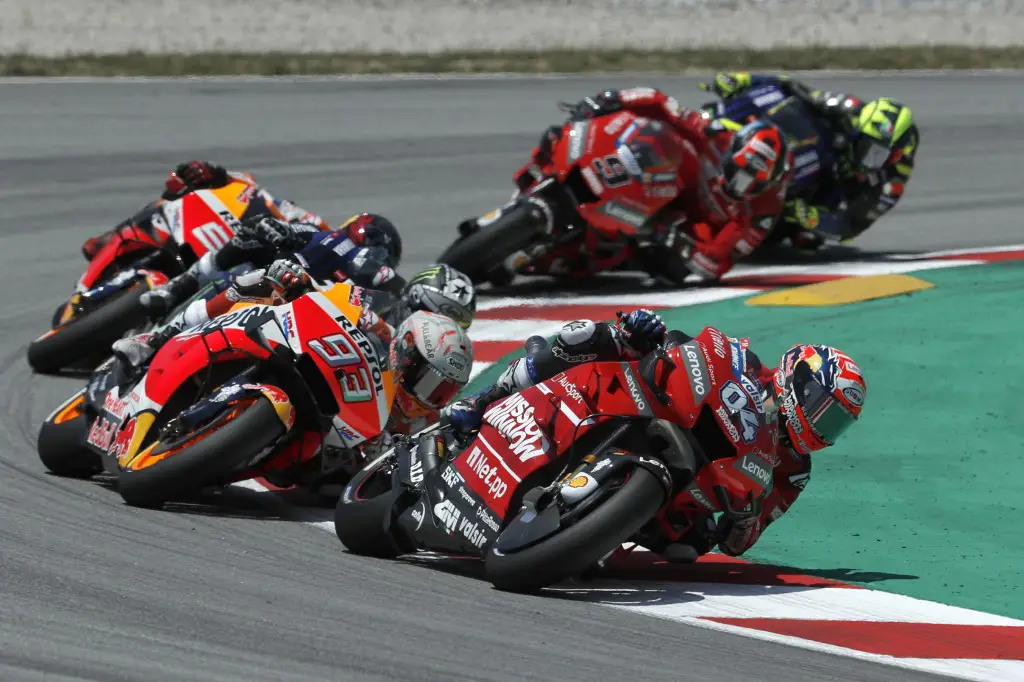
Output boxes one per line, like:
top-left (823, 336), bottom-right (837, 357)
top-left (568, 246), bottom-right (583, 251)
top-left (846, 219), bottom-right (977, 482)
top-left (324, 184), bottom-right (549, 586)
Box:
top-left (390, 311), bottom-right (473, 418)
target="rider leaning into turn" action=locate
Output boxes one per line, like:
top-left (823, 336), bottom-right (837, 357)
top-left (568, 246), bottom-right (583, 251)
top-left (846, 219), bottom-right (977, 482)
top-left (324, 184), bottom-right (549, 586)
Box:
top-left (442, 309), bottom-right (866, 560)
top-left (116, 257), bottom-right (475, 477)
top-left (527, 87), bottom-right (794, 281)
top-left (703, 72), bottom-right (919, 251)
top-left (80, 160), bottom-right (330, 262)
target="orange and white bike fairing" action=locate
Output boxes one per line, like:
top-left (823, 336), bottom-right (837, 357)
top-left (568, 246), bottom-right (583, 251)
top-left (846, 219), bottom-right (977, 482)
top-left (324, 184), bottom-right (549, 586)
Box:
top-left (110, 281), bottom-right (397, 475)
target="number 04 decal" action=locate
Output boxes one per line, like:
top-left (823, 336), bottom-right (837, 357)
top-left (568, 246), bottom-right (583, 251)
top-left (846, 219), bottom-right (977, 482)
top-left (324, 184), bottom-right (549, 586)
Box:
top-left (720, 381), bottom-right (759, 444)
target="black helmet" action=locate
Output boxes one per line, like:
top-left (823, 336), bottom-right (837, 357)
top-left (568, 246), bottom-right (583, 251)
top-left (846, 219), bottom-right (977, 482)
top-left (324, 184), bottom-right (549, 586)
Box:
top-left (402, 264), bottom-right (476, 330)
top-left (339, 213), bottom-right (403, 267)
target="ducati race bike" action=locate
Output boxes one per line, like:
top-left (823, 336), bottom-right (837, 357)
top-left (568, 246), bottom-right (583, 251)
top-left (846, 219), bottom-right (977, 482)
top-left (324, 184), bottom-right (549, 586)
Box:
top-left (28, 180), bottom-right (271, 374)
top-left (37, 281), bottom-right (395, 509)
top-left (438, 108), bottom-right (695, 287)
top-left (336, 325), bottom-right (778, 592)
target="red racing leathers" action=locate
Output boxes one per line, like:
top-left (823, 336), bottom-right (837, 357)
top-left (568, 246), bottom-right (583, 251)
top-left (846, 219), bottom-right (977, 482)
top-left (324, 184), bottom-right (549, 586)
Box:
top-left (653, 335), bottom-right (810, 558)
top-left (463, 318), bottom-right (811, 558)
top-left (520, 88), bottom-right (787, 280)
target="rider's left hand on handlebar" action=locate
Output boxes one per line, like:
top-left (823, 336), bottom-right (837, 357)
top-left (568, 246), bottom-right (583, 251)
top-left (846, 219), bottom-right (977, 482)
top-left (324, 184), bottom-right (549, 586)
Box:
top-left (618, 308), bottom-right (666, 352)
top-left (570, 90), bottom-right (623, 120)
top-left (238, 216), bottom-right (304, 251)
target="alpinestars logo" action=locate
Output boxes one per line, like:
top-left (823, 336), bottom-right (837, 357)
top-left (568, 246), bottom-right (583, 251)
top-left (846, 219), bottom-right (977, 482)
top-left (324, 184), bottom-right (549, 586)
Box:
top-left (483, 394), bottom-right (550, 462)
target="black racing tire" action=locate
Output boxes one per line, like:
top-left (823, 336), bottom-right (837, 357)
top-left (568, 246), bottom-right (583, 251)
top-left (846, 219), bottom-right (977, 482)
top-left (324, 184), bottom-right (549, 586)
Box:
top-left (37, 393), bottom-right (102, 478)
top-left (28, 285), bottom-right (150, 374)
top-left (117, 397), bottom-right (285, 509)
top-left (438, 202), bottom-right (546, 283)
top-left (485, 467), bottom-right (666, 593)
top-left (334, 455), bottom-right (403, 558)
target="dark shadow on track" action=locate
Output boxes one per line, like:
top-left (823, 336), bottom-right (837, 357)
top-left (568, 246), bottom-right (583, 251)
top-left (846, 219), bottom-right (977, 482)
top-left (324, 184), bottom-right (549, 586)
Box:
top-left (477, 246), bottom-right (943, 299)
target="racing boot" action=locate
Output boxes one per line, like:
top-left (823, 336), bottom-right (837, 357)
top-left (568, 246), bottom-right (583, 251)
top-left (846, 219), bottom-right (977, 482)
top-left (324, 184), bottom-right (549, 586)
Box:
top-left (139, 270), bottom-right (200, 320)
top-left (110, 308), bottom-right (192, 372)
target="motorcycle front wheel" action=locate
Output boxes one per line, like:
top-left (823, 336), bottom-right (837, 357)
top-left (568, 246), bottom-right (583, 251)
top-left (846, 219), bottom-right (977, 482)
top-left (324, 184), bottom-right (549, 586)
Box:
top-left (485, 466), bottom-right (665, 593)
top-left (28, 284), bottom-right (151, 374)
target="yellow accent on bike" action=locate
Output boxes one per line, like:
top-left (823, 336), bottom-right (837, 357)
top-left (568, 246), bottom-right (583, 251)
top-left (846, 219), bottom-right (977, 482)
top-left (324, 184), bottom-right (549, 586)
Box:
top-left (715, 118), bottom-right (744, 132)
top-left (117, 412), bottom-right (156, 469)
top-left (208, 180), bottom-right (256, 218)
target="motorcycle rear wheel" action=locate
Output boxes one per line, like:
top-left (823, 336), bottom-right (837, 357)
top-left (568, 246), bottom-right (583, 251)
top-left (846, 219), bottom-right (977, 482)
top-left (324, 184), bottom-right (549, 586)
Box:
top-left (118, 396), bottom-right (285, 509)
top-left (485, 466), bottom-right (665, 593)
top-left (37, 392), bottom-right (103, 478)
top-left (28, 284), bottom-right (150, 374)
top-left (438, 201), bottom-right (547, 284)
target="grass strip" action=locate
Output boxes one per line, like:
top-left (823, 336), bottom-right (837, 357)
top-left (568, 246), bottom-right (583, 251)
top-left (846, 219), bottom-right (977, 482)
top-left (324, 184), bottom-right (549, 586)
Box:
top-left (3, 46), bottom-right (1023, 77)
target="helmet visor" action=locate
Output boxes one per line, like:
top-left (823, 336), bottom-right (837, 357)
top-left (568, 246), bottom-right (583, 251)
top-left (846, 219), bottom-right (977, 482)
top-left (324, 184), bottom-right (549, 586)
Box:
top-left (856, 137), bottom-right (891, 171)
top-left (794, 363), bottom-right (856, 445)
top-left (402, 358), bottom-right (462, 410)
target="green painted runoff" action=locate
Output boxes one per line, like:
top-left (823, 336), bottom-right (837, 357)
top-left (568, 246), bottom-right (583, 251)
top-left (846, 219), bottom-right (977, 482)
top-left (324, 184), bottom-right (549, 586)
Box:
top-left (465, 262), bottom-right (1024, 618)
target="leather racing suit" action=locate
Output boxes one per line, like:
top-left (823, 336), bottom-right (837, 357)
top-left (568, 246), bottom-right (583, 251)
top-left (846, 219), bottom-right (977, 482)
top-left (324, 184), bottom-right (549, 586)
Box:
top-left (707, 73), bottom-right (919, 249)
top-left (522, 88), bottom-right (787, 281)
top-left (448, 315), bottom-right (810, 558)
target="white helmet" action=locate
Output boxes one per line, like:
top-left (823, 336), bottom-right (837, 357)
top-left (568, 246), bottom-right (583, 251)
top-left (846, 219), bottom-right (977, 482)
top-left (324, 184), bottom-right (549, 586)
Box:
top-left (390, 311), bottom-right (473, 412)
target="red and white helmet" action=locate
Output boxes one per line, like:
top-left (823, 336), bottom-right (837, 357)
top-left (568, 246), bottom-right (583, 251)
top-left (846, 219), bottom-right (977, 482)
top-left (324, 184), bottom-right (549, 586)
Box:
top-left (773, 344), bottom-right (866, 455)
top-left (389, 311), bottom-right (473, 419)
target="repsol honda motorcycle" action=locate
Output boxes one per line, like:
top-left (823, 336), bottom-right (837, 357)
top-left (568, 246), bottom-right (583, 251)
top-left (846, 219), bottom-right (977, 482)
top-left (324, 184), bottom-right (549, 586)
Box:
top-left (28, 179), bottom-right (272, 374)
top-left (335, 325), bottom-right (778, 592)
top-left (37, 281), bottom-right (395, 508)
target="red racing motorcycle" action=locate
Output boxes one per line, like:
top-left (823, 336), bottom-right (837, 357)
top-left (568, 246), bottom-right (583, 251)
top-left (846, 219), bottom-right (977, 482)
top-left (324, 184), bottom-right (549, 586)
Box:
top-left (28, 179), bottom-right (272, 374)
top-left (336, 325), bottom-right (777, 592)
top-left (438, 108), bottom-right (695, 287)
top-left (36, 281), bottom-right (396, 508)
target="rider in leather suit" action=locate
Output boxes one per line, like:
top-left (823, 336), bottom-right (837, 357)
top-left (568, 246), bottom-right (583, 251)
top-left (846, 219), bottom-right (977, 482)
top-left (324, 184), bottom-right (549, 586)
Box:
top-left (702, 72), bottom-right (919, 251)
top-left (441, 309), bottom-right (866, 560)
top-left (524, 88), bottom-right (794, 281)
top-left (80, 160), bottom-right (330, 262)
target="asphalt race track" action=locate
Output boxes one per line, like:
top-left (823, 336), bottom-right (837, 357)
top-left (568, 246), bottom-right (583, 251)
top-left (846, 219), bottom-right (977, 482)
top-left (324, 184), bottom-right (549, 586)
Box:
top-left (2, 73), bottom-right (1021, 682)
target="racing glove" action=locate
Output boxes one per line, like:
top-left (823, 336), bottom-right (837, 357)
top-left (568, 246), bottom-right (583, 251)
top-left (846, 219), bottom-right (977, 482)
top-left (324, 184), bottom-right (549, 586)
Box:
top-left (169, 160), bottom-right (229, 194)
top-left (570, 90), bottom-right (623, 120)
top-left (263, 259), bottom-right (311, 301)
top-left (617, 309), bottom-right (666, 353)
top-left (440, 394), bottom-right (488, 439)
top-left (699, 72), bottom-right (753, 99)
top-left (238, 216), bottom-right (306, 252)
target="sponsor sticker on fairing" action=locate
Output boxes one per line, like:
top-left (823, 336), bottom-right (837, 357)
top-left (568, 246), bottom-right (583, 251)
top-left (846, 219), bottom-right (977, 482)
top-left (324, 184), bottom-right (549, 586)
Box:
top-left (482, 394), bottom-right (550, 462)
top-left (681, 342), bottom-right (709, 401)
top-left (620, 363), bottom-right (653, 417)
top-left (465, 445), bottom-right (509, 501)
